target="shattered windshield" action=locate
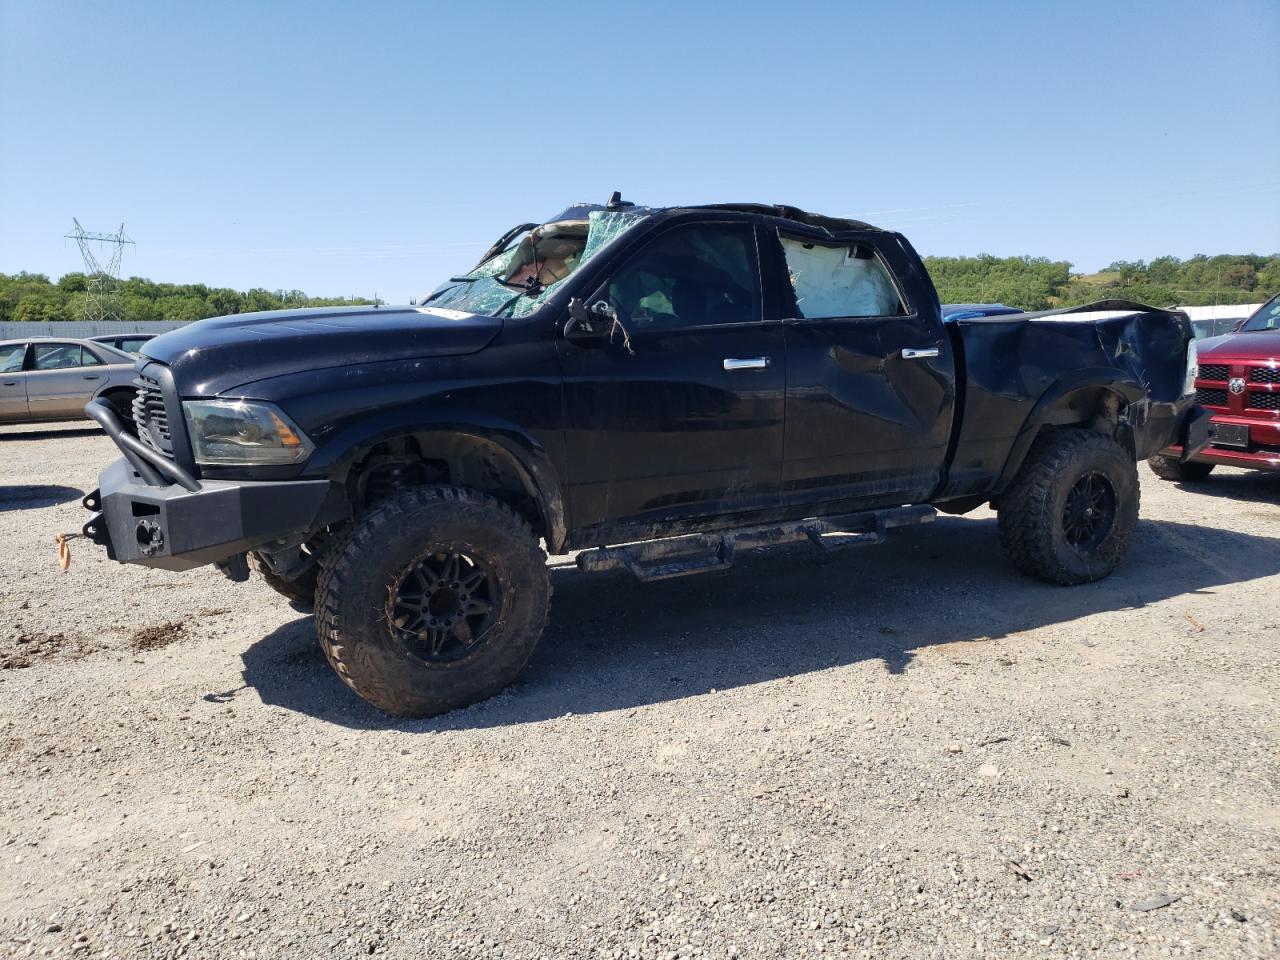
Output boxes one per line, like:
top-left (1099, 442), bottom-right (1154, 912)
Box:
top-left (424, 210), bottom-right (649, 318)
top-left (1241, 293), bottom-right (1280, 332)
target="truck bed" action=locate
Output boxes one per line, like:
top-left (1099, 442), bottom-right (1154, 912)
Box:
top-left (938, 300), bottom-right (1194, 502)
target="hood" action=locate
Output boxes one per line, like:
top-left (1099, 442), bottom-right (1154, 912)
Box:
top-left (142, 305), bottom-right (503, 396)
top-left (1197, 329), bottom-right (1280, 362)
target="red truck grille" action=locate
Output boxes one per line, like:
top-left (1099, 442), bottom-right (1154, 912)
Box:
top-left (1195, 358), bottom-right (1280, 422)
top-left (1190, 357), bottom-right (1280, 464)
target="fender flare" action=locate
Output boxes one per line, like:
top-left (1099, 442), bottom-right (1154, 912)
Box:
top-left (305, 408), bottom-right (569, 552)
top-left (993, 369), bottom-right (1146, 495)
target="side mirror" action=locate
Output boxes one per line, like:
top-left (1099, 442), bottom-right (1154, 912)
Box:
top-left (564, 297), bottom-right (617, 339)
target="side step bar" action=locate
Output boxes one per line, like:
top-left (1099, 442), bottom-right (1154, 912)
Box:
top-left (576, 505), bottom-right (936, 582)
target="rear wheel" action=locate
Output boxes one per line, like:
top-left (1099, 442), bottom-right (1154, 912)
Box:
top-left (314, 486), bottom-right (550, 717)
top-left (1147, 453), bottom-right (1214, 482)
top-left (998, 428), bottom-right (1139, 585)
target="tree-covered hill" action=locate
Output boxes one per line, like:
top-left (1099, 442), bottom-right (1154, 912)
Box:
top-left (2, 252), bottom-right (1277, 323)
top-left (924, 253), bottom-right (1278, 311)
top-left (0, 272), bottom-right (374, 324)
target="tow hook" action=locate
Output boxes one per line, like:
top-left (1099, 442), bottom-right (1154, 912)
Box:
top-left (135, 519), bottom-right (165, 558)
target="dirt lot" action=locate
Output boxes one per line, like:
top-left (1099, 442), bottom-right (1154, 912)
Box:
top-left (1, 422), bottom-right (1277, 959)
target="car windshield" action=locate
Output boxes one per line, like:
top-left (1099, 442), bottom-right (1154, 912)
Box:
top-left (424, 209), bottom-right (649, 318)
top-left (1241, 293), bottom-right (1280, 332)
top-left (96, 342), bottom-right (135, 363)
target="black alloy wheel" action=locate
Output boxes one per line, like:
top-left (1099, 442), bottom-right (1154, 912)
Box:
top-left (388, 550), bottom-right (501, 662)
top-left (1061, 471), bottom-right (1118, 553)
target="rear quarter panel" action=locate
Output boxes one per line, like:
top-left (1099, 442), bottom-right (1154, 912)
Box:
top-left (938, 311), bottom-right (1190, 499)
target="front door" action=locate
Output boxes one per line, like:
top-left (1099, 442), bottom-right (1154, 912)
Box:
top-left (0, 343), bottom-right (29, 421)
top-left (26, 342), bottom-right (104, 420)
top-left (769, 231), bottom-right (957, 509)
top-left (558, 220), bottom-right (786, 543)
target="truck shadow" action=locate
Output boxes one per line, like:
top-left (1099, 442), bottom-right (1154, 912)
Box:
top-left (241, 515), bottom-right (1280, 730)
top-left (0, 425), bottom-right (101, 441)
top-left (1162, 470), bottom-right (1279, 506)
top-left (0, 484), bottom-right (85, 512)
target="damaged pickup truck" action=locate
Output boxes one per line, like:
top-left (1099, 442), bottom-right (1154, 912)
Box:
top-left (80, 196), bottom-right (1209, 716)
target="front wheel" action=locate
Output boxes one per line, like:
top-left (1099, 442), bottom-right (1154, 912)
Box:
top-left (1147, 453), bottom-right (1214, 482)
top-left (998, 428), bottom-right (1139, 585)
top-left (314, 486), bottom-right (551, 717)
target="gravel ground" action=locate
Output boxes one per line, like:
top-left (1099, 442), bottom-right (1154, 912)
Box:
top-left (1, 421), bottom-right (1277, 960)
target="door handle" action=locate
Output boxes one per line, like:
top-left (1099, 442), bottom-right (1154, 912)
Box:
top-left (901, 347), bottom-right (940, 360)
top-left (2, 381), bottom-right (16, 386)
top-left (723, 357), bottom-right (771, 371)
top-left (83, 374), bottom-right (100, 380)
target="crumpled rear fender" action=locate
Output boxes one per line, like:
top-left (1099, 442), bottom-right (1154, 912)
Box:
top-left (940, 302), bottom-right (1194, 501)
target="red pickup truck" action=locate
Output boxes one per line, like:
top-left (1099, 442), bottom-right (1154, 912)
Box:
top-left (1151, 292), bottom-right (1280, 479)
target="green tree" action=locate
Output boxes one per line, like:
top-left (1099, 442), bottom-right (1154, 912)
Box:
top-left (13, 290), bottom-right (68, 323)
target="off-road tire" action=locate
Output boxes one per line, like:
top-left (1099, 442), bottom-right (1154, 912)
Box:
top-left (314, 486), bottom-right (550, 717)
top-left (1147, 453), bottom-right (1214, 482)
top-left (997, 428), bottom-right (1139, 585)
top-left (248, 551), bottom-right (320, 607)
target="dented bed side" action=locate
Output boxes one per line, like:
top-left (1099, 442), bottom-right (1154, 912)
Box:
top-left (936, 301), bottom-right (1195, 503)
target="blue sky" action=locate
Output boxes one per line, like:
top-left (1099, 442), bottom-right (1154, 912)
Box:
top-left (2, 0), bottom-right (1277, 302)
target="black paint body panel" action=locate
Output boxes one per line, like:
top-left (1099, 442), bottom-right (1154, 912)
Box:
top-left (94, 206), bottom-right (1195, 567)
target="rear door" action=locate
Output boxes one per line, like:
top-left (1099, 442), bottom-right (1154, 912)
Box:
top-left (766, 230), bottom-right (956, 509)
top-left (26, 343), bottom-right (104, 420)
top-left (0, 343), bottom-right (30, 421)
top-left (557, 219), bottom-right (787, 540)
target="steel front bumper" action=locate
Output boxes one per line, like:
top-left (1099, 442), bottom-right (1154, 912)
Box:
top-left (83, 459), bottom-right (332, 570)
top-left (82, 399), bottom-right (333, 571)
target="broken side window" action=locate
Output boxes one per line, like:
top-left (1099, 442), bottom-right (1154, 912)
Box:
top-left (780, 237), bottom-right (903, 319)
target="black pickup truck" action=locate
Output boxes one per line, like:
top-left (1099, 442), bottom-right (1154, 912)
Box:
top-left (81, 197), bottom-right (1208, 716)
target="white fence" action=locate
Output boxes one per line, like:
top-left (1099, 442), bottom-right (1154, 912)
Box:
top-left (1177, 304), bottom-right (1261, 322)
top-left (0, 320), bottom-right (190, 340)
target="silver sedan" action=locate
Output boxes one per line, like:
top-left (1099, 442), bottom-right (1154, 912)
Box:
top-left (0, 337), bottom-right (139, 425)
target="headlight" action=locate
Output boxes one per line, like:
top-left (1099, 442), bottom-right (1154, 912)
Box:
top-left (183, 400), bottom-right (315, 466)
top-left (1183, 338), bottom-right (1198, 396)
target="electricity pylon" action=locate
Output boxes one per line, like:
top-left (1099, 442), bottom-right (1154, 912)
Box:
top-left (65, 219), bottom-right (134, 322)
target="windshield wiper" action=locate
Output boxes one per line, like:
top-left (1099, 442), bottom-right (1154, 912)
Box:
top-left (492, 291), bottom-right (528, 318)
top-left (423, 275), bottom-right (485, 304)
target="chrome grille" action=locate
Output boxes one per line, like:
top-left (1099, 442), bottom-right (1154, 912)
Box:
top-left (1198, 363), bottom-right (1230, 381)
top-left (1249, 366), bottom-right (1280, 384)
top-left (1248, 392), bottom-right (1280, 410)
top-left (1196, 387), bottom-right (1229, 407)
top-left (132, 371), bottom-right (173, 454)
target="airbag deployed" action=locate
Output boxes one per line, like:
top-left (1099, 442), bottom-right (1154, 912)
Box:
top-left (781, 237), bottom-right (901, 318)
